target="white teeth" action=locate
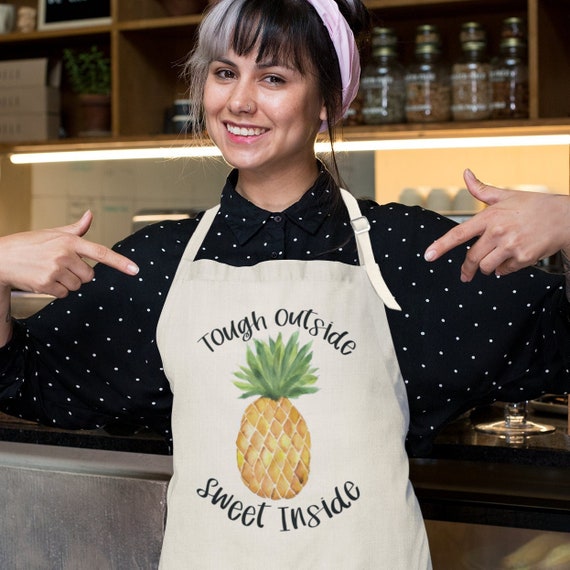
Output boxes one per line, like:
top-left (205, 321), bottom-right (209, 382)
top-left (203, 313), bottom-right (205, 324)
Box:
top-left (226, 124), bottom-right (266, 136)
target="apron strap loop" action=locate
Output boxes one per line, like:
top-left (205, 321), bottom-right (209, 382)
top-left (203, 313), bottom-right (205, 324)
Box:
top-left (350, 216), bottom-right (371, 235)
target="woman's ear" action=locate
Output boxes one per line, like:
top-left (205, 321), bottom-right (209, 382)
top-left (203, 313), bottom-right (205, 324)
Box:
top-left (319, 102), bottom-right (327, 124)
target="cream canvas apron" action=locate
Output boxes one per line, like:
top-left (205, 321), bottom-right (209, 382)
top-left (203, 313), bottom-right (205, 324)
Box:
top-left (157, 190), bottom-right (431, 569)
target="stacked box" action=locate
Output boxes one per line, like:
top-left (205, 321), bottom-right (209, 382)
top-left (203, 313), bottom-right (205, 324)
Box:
top-left (0, 58), bottom-right (61, 142)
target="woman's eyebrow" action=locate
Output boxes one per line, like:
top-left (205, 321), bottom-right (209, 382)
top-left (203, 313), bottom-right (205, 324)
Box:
top-left (212, 56), bottom-right (235, 66)
top-left (211, 55), bottom-right (296, 72)
top-left (256, 58), bottom-right (296, 71)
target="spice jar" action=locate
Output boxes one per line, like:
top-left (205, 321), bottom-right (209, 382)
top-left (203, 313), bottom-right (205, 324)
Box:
top-left (405, 25), bottom-right (451, 123)
top-left (360, 27), bottom-right (406, 124)
top-left (451, 23), bottom-right (491, 121)
top-left (490, 36), bottom-right (529, 119)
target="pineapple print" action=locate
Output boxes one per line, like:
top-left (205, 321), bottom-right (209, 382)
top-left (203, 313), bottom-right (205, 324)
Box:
top-left (233, 332), bottom-right (318, 500)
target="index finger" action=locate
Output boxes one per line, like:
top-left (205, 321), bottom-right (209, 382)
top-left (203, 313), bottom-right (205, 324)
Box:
top-left (76, 239), bottom-right (139, 275)
top-left (424, 218), bottom-right (482, 262)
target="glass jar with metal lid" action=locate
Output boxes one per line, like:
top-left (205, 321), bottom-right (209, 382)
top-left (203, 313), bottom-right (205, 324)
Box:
top-left (490, 36), bottom-right (529, 119)
top-left (451, 22), bottom-right (491, 121)
top-left (405, 25), bottom-right (451, 122)
top-left (360, 27), bottom-right (406, 124)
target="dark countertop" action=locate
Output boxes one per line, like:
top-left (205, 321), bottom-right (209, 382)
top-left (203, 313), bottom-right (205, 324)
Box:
top-left (0, 413), bottom-right (170, 455)
top-left (1, 402), bottom-right (569, 531)
top-left (426, 403), bottom-right (570, 468)
top-left (0, 402), bottom-right (567, 462)
top-left (409, 404), bottom-right (570, 532)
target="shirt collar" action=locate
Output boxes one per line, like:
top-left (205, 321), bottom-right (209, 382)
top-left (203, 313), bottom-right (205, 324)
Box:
top-left (220, 165), bottom-right (337, 246)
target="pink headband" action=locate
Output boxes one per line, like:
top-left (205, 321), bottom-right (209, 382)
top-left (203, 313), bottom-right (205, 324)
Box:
top-left (305, 0), bottom-right (361, 131)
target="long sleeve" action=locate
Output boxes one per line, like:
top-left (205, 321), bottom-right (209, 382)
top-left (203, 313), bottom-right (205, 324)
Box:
top-left (0, 219), bottom-right (194, 443)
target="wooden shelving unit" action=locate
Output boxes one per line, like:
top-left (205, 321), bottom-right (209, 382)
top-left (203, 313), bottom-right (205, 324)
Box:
top-left (0, 0), bottom-right (567, 151)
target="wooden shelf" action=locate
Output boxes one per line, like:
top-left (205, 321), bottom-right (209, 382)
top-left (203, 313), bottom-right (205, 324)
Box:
top-left (339, 120), bottom-right (570, 141)
top-left (0, 25), bottom-right (112, 43)
top-left (116, 15), bottom-right (202, 32)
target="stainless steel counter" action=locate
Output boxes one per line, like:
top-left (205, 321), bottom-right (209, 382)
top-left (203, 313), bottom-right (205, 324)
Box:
top-left (10, 291), bottom-right (53, 319)
top-left (0, 441), bottom-right (172, 569)
top-left (4, 293), bottom-right (173, 567)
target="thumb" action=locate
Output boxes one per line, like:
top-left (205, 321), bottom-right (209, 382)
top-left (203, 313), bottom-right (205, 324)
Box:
top-left (464, 168), bottom-right (509, 207)
top-left (59, 210), bottom-right (93, 237)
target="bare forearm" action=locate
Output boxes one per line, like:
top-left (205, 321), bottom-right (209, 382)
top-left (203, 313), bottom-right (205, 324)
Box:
top-left (0, 286), bottom-right (12, 347)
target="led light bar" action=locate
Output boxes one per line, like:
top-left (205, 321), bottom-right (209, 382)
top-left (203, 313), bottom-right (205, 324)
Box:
top-left (8, 134), bottom-right (570, 164)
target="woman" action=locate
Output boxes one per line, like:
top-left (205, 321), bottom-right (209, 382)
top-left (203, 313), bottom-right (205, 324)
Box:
top-left (0, 0), bottom-right (568, 567)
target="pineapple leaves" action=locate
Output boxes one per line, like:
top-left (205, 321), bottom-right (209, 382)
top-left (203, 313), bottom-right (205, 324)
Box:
top-left (233, 332), bottom-right (319, 400)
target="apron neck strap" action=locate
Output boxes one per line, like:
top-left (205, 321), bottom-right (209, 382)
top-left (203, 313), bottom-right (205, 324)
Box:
top-left (340, 189), bottom-right (401, 311)
top-left (183, 204), bottom-right (220, 262)
top-left (183, 190), bottom-right (401, 311)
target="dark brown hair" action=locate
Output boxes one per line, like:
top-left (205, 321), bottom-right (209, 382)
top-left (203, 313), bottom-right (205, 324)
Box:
top-left (183, 0), bottom-right (370, 185)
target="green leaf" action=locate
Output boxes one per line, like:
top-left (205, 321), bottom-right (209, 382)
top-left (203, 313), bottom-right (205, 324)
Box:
top-left (63, 46), bottom-right (111, 95)
top-left (232, 332), bottom-right (319, 400)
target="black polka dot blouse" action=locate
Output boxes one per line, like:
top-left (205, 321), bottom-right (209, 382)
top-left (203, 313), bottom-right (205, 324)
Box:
top-left (0, 167), bottom-right (568, 456)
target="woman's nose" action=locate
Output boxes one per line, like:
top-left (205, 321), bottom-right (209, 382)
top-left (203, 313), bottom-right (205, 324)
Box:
top-left (227, 81), bottom-right (256, 115)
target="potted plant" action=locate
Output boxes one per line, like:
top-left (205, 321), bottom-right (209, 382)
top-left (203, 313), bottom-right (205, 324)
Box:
top-left (62, 46), bottom-right (111, 136)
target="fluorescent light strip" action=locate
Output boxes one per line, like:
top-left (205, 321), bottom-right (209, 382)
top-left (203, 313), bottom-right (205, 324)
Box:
top-left (10, 145), bottom-right (224, 164)
top-left (315, 134), bottom-right (570, 153)
top-left (9, 134), bottom-right (570, 164)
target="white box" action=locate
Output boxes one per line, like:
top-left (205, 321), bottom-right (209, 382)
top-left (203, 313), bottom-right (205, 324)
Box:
top-left (0, 58), bottom-right (61, 88)
top-left (0, 86), bottom-right (60, 115)
top-left (0, 113), bottom-right (60, 142)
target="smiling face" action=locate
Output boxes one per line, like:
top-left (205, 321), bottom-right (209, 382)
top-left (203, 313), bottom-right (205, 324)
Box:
top-left (203, 49), bottom-right (326, 180)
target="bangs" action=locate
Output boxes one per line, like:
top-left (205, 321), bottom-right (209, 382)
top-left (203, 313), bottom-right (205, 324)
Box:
top-left (200, 0), bottom-right (315, 74)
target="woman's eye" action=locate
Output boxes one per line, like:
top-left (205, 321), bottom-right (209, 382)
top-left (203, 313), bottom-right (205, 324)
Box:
top-left (214, 68), bottom-right (235, 80)
top-left (265, 74), bottom-right (285, 85)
